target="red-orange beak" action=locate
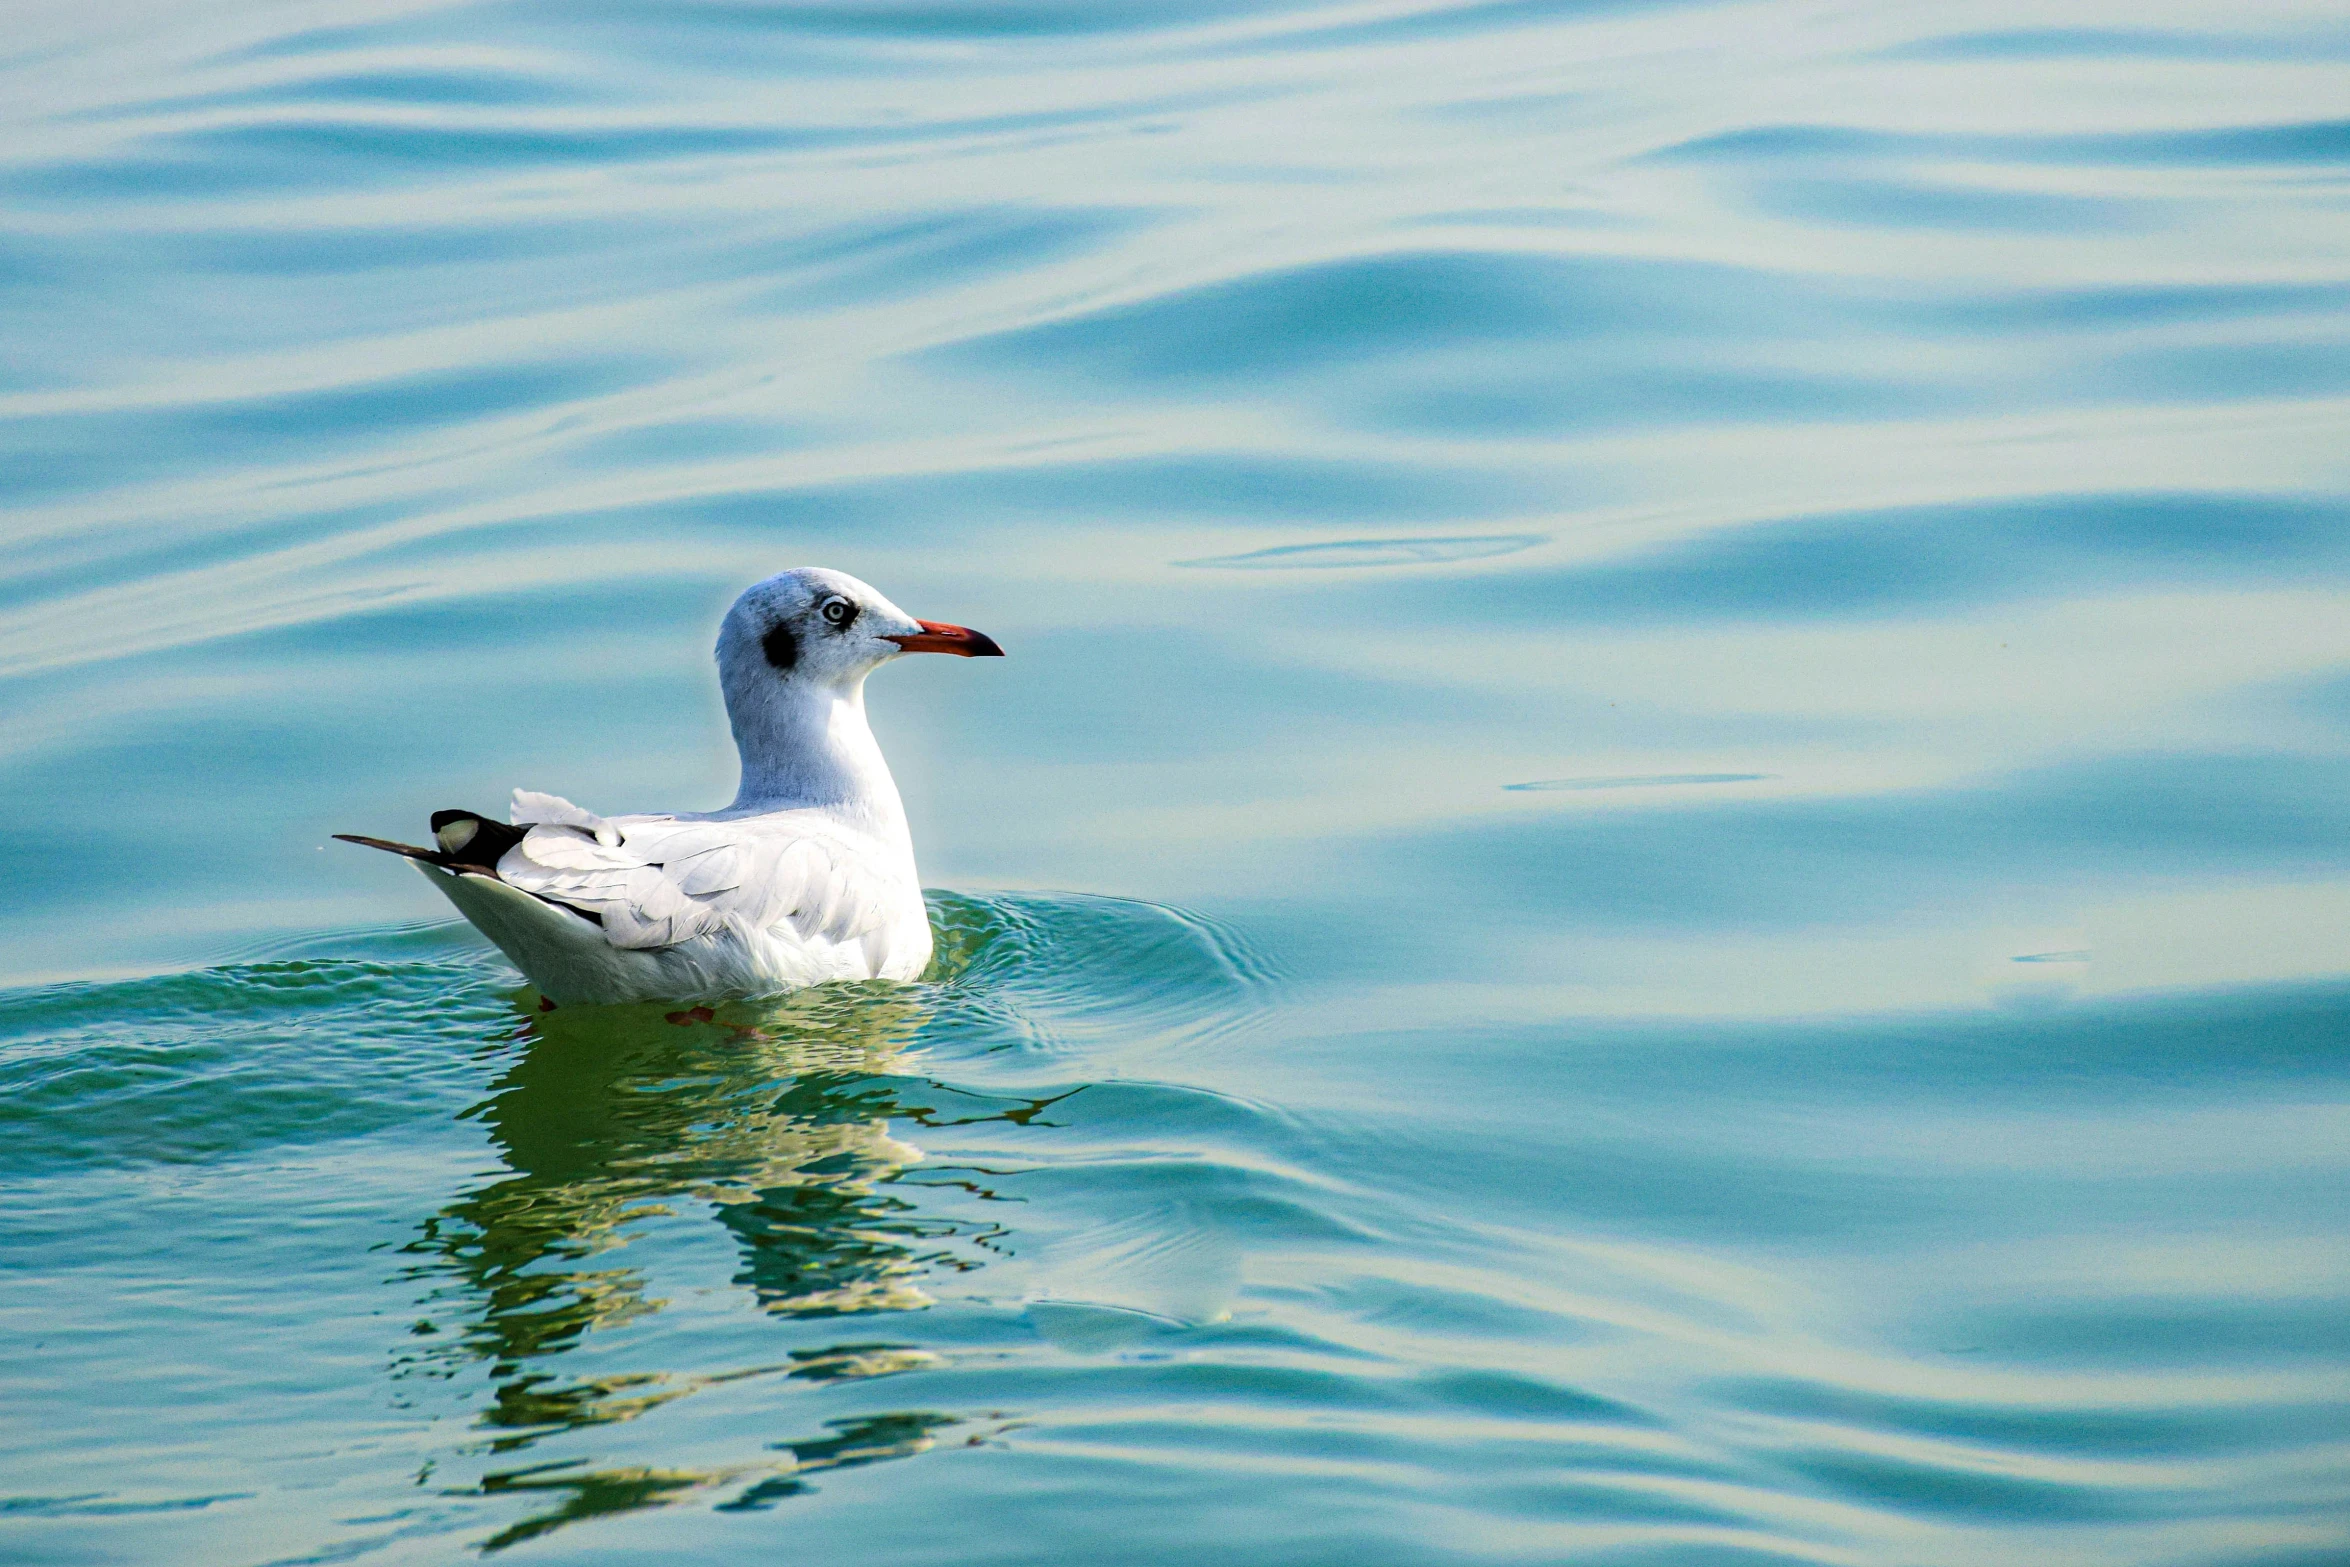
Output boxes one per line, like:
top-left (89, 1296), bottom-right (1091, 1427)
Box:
top-left (884, 619), bottom-right (1005, 658)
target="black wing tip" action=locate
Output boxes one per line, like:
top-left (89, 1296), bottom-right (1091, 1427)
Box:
top-left (428, 809), bottom-right (528, 867)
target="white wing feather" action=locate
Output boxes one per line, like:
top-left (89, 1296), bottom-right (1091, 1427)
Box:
top-left (492, 791), bottom-right (913, 963)
top-left (511, 788), bottom-right (621, 846)
top-left (670, 846), bottom-right (745, 896)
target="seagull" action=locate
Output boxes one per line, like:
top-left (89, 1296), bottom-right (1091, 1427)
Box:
top-left (337, 568), bottom-right (1002, 1005)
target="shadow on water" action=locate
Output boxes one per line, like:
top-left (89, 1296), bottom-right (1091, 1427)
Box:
top-left (382, 890), bottom-right (1267, 1549)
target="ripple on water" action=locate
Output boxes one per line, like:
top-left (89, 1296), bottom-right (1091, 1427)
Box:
top-left (1505, 772), bottom-right (1776, 792)
top-left (928, 889), bottom-right (1283, 1057)
top-left (1177, 533), bottom-right (1548, 569)
top-left (0, 936), bottom-right (513, 1173)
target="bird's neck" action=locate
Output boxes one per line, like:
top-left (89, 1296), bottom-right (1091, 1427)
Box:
top-left (728, 676), bottom-right (912, 854)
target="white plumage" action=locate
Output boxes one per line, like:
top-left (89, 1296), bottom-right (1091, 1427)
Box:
top-left (349, 567), bottom-right (1002, 1006)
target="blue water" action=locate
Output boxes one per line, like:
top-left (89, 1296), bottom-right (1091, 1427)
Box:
top-left (4, 0), bottom-right (2349, 1561)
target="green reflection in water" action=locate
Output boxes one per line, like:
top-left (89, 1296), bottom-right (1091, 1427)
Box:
top-left (474, 1410), bottom-right (992, 1552)
top-left (392, 928), bottom-right (1066, 1548)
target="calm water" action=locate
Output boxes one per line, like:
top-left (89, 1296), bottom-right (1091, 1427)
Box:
top-left (5, 0), bottom-right (2349, 1561)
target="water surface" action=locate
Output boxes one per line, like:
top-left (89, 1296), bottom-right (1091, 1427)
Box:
top-left (3, 0), bottom-right (2348, 1561)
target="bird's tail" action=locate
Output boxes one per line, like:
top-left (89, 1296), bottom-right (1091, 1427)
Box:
top-left (334, 809), bottom-right (526, 872)
top-left (332, 832), bottom-right (445, 861)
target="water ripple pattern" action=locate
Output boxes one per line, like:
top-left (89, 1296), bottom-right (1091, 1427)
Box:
top-left (2, 0), bottom-right (2347, 1562)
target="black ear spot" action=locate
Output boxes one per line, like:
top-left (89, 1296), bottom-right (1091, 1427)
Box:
top-left (762, 620), bottom-right (798, 673)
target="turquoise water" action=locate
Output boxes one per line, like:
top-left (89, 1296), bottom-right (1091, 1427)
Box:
top-left (4, 0), bottom-right (2349, 1560)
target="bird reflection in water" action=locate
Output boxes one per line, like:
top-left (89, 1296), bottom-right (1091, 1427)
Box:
top-left (394, 976), bottom-right (1056, 1548)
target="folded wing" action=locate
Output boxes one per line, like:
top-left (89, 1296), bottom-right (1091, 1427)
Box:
top-left (498, 790), bottom-right (908, 960)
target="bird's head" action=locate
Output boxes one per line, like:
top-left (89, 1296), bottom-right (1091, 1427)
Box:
top-left (716, 566), bottom-right (1002, 706)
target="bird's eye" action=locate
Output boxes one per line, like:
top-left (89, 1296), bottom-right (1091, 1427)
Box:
top-left (820, 596), bottom-right (858, 629)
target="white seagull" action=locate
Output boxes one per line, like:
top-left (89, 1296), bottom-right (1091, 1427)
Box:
top-left (338, 567), bottom-right (1002, 1005)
